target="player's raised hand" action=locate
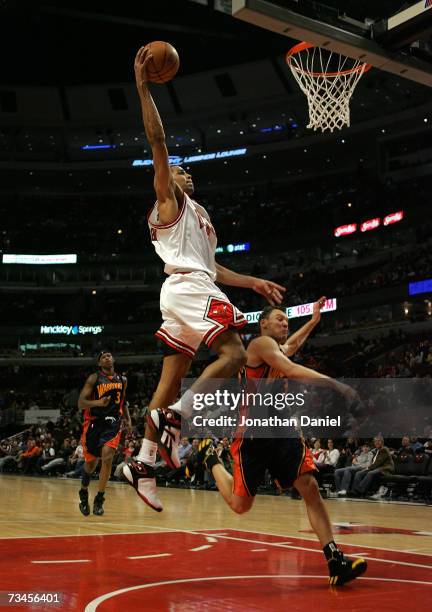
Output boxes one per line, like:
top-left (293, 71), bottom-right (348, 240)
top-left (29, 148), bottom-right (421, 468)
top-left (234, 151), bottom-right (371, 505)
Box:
top-left (134, 46), bottom-right (153, 84)
top-left (252, 278), bottom-right (286, 306)
top-left (312, 296), bottom-right (326, 322)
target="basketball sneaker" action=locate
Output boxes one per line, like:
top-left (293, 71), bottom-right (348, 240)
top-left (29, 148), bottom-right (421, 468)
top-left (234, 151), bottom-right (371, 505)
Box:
top-left (203, 440), bottom-right (221, 472)
top-left (78, 488), bottom-right (90, 516)
top-left (328, 549), bottom-right (367, 586)
top-left (123, 460), bottom-right (163, 512)
top-left (93, 492), bottom-right (105, 516)
top-left (146, 407), bottom-right (181, 469)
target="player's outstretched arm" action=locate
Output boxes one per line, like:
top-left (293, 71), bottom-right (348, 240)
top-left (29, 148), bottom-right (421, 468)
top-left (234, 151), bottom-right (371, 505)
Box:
top-left (250, 336), bottom-right (356, 400)
top-left (134, 46), bottom-right (179, 225)
top-left (77, 374), bottom-right (109, 410)
top-left (282, 296), bottom-right (325, 356)
top-left (215, 263), bottom-right (285, 306)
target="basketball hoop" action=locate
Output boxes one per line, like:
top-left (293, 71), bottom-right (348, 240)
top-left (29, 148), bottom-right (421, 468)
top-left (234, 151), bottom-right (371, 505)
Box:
top-left (286, 42), bottom-right (372, 133)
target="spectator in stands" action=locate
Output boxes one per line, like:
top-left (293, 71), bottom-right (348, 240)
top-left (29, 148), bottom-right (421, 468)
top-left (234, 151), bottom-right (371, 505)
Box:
top-left (314, 439), bottom-right (340, 486)
top-left (409, 436), bottom-right (423, 452)
top-left (17, 438), bottom-right (41, 474)
top-left (335, 437), bottom-right (358, 469)
top-left (334, 443), bottom-right (373, 496)
top-left (36, 440), bottom-right (56, 473)
top-left (311, 439), bottom-right (322, 463)
top-left (0, 440), bottom-right (18, 472)
top-left (350, 436), bottom-right (394, 498)
top-left (41, 438), bottom-right (73, 475)
top-left (66, 443), bottom-right (85, 478)
top-left (396, 435), bottom-right (414, 456)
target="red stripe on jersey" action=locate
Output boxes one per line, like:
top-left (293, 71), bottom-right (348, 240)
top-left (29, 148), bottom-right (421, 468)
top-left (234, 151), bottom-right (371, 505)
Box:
top-left (148, 193), bottom-right (186, 229)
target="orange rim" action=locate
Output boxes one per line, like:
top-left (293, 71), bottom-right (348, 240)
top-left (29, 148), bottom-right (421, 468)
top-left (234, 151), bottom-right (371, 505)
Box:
top-left (286, 41), bottom-right (372, 78)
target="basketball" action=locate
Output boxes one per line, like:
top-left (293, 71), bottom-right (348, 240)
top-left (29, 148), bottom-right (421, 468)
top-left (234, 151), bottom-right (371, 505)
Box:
top-left (144, 41), bottom-right (180, 84)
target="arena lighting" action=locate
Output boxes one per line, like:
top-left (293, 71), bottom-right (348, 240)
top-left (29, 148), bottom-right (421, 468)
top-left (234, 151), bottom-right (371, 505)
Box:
top-left (360, 217), bottom-right (380, 232)
top-left (82, 144), bottom-right (116, 150)
top-left (334, 223), bottom-right (357, 238)
top-left (40, 325), bottom-right (104, 335)
top-left (2, 254), bottom-right (77, 265)
top-left (245, 298), bottom-right (337, 324)
top-left (383, 210), bottom-right (404, 226)
top-left (409, 278), bottom-right (432, 296)
top-left (259, 125), bottom-right (284, 133)
top-left (132, 148), bottom-right (247, 167)
top-left (215, 242), bottom-right (250, 254)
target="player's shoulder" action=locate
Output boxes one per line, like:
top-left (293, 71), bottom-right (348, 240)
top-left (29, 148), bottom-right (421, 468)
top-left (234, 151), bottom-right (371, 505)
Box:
top-left (191, 200), bottom-right (211, 220)
top-left (86, 372), bottom-right (99, 384)
top-left (248, 335), bottom-right (278, 353)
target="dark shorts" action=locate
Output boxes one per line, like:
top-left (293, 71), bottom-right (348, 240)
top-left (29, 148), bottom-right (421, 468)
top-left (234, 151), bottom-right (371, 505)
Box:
top-left (81, 417), bottom-right (121, 462)
top-left (230, 437), bottom-right (317, 497)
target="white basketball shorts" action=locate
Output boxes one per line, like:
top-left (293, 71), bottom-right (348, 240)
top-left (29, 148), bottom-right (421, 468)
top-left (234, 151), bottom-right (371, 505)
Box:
top-left (155, 271), bottom-right (247, 358)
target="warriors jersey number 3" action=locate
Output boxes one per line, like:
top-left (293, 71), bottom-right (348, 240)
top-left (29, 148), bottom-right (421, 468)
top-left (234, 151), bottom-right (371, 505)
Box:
top-left (85, 371), bottom-right (125, 422)
top-left (148, 192), bottom-right (217, 280)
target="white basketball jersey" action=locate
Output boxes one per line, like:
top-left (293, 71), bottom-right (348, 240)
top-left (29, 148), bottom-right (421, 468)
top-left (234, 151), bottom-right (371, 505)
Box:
top-left (148, 192), bottom-right (217, 280)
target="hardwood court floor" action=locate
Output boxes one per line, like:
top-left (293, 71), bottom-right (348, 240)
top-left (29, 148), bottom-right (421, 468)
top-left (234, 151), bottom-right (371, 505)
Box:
top-left (0, 476), bottom-right (431, 610)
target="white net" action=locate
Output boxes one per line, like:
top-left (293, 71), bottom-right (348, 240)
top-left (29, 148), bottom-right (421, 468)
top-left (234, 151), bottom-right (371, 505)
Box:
top-left (286, 44), bottom-right (370, 133)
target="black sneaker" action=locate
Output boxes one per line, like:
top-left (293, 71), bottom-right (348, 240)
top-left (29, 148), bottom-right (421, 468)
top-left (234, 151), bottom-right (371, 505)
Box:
top-left (186, 439), bottom-right (215, 479)
top-left (203, 441), bottom-right (220, 472)
top-left (123, 460), bottom-right (163, 512)
top-left (93, 492), bottom-right (105, 516)
top-left (328, 551), bottom-right (367, 586)
top-left (78, 488), bottom-right (90, 516)
top-left (146, 408), bottom-right (181, 469)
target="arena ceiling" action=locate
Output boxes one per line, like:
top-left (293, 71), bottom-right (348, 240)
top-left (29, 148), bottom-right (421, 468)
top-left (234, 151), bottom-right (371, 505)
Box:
top-left (2, 0), bottom-right (430, 86)
top-left (0, 0), bottom-right (290, 85)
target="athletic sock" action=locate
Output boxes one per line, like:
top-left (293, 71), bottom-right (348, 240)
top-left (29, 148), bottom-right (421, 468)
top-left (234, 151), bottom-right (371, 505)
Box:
top-left (170, 389), bottom-right (194, 418)
top-left (137, 439), bottom-right (158, 466)
top-left (206, 450), bottom-right (221, 471)
top-left (323, 540), bottom-right (341, 561)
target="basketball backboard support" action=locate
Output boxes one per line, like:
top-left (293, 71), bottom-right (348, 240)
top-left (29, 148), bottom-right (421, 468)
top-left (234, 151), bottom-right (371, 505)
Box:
top-left (232, 0), bottom-right (432, 87)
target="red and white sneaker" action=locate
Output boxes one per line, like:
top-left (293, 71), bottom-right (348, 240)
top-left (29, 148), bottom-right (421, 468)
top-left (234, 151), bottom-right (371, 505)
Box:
top-left (146, 408), bottom-right (181, 469)
top-left (122, 460), bottom-right (163, 512)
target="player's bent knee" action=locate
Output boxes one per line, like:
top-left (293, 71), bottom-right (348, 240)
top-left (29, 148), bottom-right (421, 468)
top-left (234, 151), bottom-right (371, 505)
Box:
top-left (230, 497), bottom-right (253, 514)
top-left (228, 347), bottom-right (247, 371)
top-left (295, 473), bottom-right (320, 501)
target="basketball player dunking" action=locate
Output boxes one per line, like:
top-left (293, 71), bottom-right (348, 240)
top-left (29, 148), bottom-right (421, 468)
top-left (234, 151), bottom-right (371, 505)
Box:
top-left (123, 46), bottom-right (285, 510)
top-left (78, 351), bottom-right (131, 516)
top-left (199, 302), bottom-right (367, 586)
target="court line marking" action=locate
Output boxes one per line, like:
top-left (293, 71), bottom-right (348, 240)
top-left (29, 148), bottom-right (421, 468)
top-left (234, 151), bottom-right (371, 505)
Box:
top-left (190, 545), bottom-right (213, 552)
top-left (206, 536), bottom-right (219, 543)
top-left (84, 574), bottom-right (432, 611)
top-left (4, 523), bottom-right (432, 565)
top-left (127, 553), bottom-right (171, 560)
top-left (234, 528), bottom-right (432, 558)
top-left (32, 559), bottom-right (90, 564)
top-left (251, 549), bottom-right (268, 552)
top-left (0, 529), bottom-right (179, 541)
top-left (206, 533), bottom-right (432, 570)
